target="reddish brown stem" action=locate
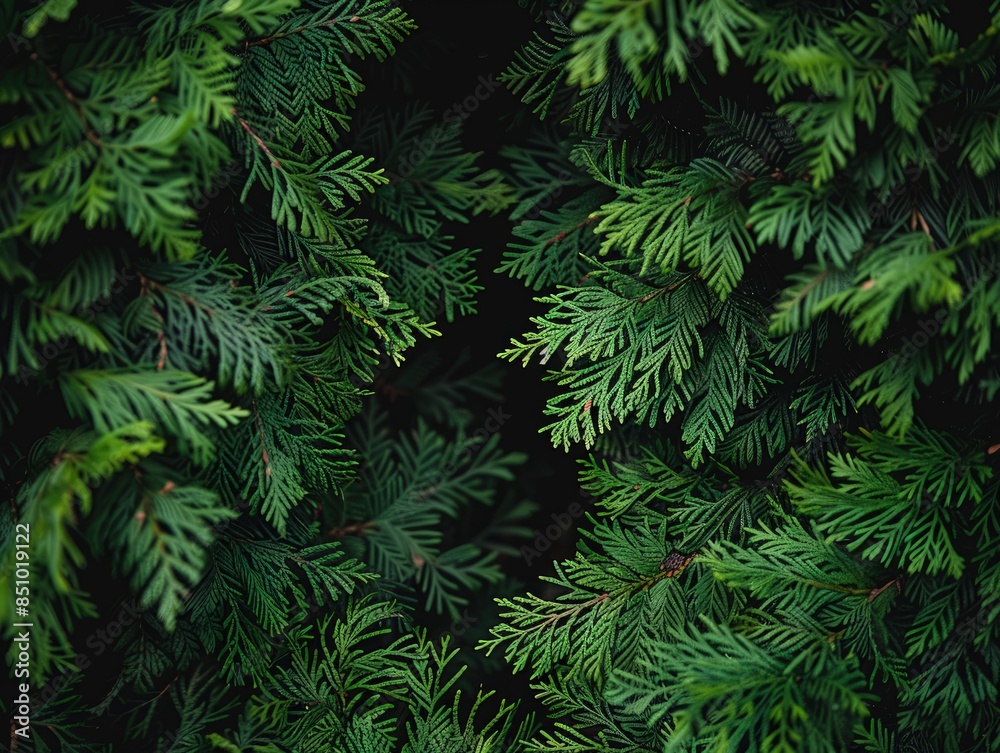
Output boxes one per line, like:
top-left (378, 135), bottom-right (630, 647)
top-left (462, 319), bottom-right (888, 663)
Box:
top-left (31, 53), bottom-right (101, 146)
top-left (234, 110), bottom-right (281, 169)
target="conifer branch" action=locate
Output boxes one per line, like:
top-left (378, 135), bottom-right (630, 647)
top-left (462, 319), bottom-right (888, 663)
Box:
top-left (234, 109), bottom-right (282, 169)
top-left (29, 52), bottom-right (102, 146)
top-left (244, 14), bottom-right (362, 48)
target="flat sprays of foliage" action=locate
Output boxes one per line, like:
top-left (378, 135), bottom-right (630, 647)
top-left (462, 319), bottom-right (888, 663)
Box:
top-left (0, 1), bottom-right (534, 751)
top-left (483, 0), bottom-right (1000, 751)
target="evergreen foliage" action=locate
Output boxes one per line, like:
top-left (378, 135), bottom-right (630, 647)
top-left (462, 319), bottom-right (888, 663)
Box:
top-left (2, 0), bottom-right (1000, 751)
top-left (486, 0), bottom-right (1000, 751)
top-left (0, 1), bottom-right (534, 750)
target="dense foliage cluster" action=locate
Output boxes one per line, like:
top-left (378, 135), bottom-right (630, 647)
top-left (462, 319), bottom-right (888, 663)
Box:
top-left (1, 1), bottom-right (531, 750)
top-left (1, 0), bottom-right (999, 751)
top-left (486, 1), bottom-right (1000, 750)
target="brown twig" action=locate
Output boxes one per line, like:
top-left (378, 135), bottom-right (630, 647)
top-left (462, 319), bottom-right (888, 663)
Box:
top-left (139, 273), bottom-right (169, 370)
top-left (234, 110), bottom-right (281, 169)
top-left (327, 521), bottom-right (374, 538)
top-left (251, 399), bottom-right (271, 478)
top-left (244, 14), bottom-right (361, 48)
top-left (544, 214), bottom-right (600, 247)
top-left (867, 576), bottom-right (902, 603)
top-left (30, 53), bottom-right (101, 146)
